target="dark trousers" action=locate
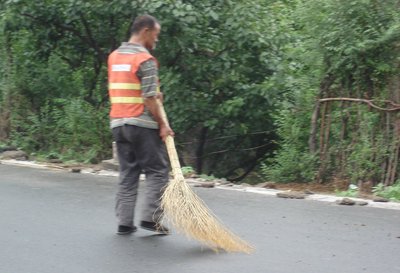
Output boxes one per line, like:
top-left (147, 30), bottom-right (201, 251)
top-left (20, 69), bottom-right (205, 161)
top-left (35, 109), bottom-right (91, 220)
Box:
top-left (112, 125), bottom-right (169, 227)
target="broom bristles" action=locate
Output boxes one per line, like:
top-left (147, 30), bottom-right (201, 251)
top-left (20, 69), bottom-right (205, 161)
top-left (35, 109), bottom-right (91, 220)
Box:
top-left (161, 175), bottom-right (254, 253)
top-left (157, 101), bottom-right (253, 253)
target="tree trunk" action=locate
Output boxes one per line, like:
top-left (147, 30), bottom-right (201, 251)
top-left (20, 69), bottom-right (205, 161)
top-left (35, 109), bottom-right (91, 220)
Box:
top-left (386, 66), bottom-right (400, 185)
top-left (316, 101), bottom-right (332, 183)
top-left (309, 101), bottom-right (320, 154)
top-left (195, 126), bottom-right (209, 174)
top-left (339, 101), bottom-right (349, 176)
top-left (0, 33), bottom-right (13, 141)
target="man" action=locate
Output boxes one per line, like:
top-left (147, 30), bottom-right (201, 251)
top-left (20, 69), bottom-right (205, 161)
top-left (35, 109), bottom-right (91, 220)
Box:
top-left (107, 15), bottom-right (174, 235)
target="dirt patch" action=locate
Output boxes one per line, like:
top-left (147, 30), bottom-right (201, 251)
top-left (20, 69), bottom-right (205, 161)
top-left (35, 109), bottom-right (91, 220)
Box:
top-left (270, 182), bottom-right (336, 195)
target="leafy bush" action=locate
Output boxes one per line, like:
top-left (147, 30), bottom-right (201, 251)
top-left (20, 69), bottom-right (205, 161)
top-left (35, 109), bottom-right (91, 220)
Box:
top-left (261, 103), bottom-right (318, 183)
top-left (335, 185), bottom-right (359, 198)
top-left (373, 182), bottom-right (400, 201)
top-left (181, 166), bottom-right (195, 178)
top-left (262, 0), bottom-right (400, 185)
top-left (10, 98), bottom-right (111, 163)
top-left (262, 145), bottom-right (317, 183)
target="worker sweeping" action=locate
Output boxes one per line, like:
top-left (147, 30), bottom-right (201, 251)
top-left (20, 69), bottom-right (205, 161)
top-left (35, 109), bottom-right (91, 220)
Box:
top-left (108, 14), bottom-right (173, 235)
top-left (108, 14), bottom-right (253, 253)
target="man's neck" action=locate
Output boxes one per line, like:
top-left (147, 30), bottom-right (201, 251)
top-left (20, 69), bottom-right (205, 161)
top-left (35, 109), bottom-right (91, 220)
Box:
top-left (128, 36), bottom-right (144, 47)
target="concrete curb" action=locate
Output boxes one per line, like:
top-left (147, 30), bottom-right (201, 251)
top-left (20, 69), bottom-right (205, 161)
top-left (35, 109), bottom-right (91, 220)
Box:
top-left (220, 186), bottom-right (400, 211)
top-left (1, 159), bottom-right (399, 211)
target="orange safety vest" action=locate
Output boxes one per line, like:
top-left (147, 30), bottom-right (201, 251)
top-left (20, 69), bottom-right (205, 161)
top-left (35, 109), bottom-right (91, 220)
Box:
top-left (108, 51), bottom-right (156, 118)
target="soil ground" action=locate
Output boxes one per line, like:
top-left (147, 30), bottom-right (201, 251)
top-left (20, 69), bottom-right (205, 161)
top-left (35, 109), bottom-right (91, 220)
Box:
top-left (270, 182), bottom-right (336, 194)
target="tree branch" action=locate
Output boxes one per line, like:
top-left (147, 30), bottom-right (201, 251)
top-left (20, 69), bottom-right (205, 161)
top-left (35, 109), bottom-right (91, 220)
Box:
top-left (319, 98), bottom-right (400, 111)
top-left (78, 12), bottom-right (105, 62)
top-left (20, 12), bottom-right (88, 44)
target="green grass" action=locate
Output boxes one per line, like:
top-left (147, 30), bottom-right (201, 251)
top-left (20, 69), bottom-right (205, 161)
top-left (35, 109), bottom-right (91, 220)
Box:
top-left (373, 182), bottom-right (400, 202)
top-left (335, 188), bottom-right (358, 198)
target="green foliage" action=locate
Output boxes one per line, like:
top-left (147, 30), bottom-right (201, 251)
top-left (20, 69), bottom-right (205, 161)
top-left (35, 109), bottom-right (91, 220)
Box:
top-left (199, 174), bottom-right (217, 181)
top-left (373, 182), bottom-right (400, 201)
top-left (1, 0), bottom-right (287, 175)
top-left (1, 0), bottom-right (399, 184)
top-left (262, 0), bottom-right (400, 184)
top-left (335, 188), bottom-right (359, 198)
top-left (262, 147), bottom-right (317, 183)
top-left (181, 166), bottom-right (195, 177)
top-left (0, 141), bottom-right (7, 149)
top-left (136, 0), bottom-right (288, 178)
top-left (344, 110), bottom-right (385, 183)
top-left (10, 97), bottom-right (110, 163)
top-left (0, 0), bottom-right (123, 162)
top-left (152, 0), bottom-right (284, 131)
top-left (261, 106), bottom-right (318, 182)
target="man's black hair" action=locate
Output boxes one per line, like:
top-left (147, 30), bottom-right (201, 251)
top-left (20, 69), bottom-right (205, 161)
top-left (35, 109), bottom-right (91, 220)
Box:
top-left (130, 15), bottom-right (159, 35)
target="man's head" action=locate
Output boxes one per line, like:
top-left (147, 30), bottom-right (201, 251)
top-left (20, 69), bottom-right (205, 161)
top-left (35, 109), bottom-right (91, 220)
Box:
top-left (130, 15), bottom-right (161, 50)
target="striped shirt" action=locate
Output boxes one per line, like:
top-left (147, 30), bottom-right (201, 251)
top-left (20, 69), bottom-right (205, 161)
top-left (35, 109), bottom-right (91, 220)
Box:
top-left (110, 43), bottom-right (159, 129)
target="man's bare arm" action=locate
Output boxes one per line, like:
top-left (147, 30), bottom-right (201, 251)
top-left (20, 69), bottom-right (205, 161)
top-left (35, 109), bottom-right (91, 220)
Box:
top-left (144, 97), bottom-right (174, 141)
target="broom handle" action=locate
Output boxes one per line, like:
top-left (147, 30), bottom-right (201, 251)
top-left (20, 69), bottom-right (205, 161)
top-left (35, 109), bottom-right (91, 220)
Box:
top-left (165, 135), bottom-right (185, 180)
top-left (156, 100), bottom-right (184, 180)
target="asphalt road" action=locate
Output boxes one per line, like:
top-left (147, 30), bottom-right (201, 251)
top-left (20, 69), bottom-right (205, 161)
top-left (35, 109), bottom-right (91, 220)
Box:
top-left (0, 163), bottom-right (399, 273)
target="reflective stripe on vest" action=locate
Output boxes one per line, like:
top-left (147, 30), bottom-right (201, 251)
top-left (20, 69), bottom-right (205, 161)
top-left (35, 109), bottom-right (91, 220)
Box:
top-left (109, 83), bottom-right (143, 104)
top-left (110, 97), bottom-right (144, 104)
top-left (109, 83), bottom-right (141, 90)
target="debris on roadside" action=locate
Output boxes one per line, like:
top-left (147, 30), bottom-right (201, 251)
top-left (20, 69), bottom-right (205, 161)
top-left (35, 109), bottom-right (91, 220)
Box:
top-left (373, 196), bottom-right (389, 202)
top-left (355, 201), bottom-right (369, 206)
top-left (336, 198), bottom-right (356, 206)
top-left (0, 150), bottom-right (28, 161)
top-left (276, 191), bottom-right (306, 199)
top-left (71, 168), bottom-right (81, 173)
top-left (194, 182), bottom-right (215, 188)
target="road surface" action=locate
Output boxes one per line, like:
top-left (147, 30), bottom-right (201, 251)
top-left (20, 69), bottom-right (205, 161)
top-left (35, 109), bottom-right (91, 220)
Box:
top-left (0, 163), bottom-right (399, 273)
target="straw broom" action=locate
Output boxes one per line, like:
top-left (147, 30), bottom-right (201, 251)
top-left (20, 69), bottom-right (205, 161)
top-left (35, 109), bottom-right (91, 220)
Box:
top-left (157, 101), bottom-right (254, 253)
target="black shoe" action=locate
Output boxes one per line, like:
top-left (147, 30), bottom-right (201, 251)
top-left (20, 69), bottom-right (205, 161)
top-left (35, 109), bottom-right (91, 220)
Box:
top-left (117, 225), bottom-right (137, 235)
top-left (140, 221), bottom-right (169, 235)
